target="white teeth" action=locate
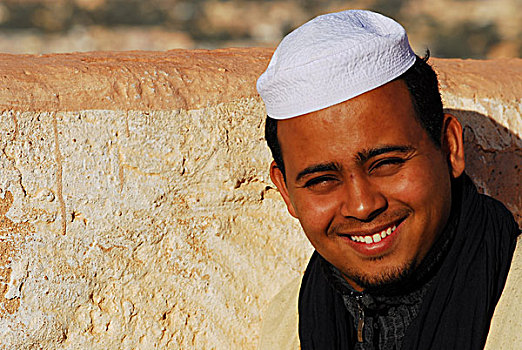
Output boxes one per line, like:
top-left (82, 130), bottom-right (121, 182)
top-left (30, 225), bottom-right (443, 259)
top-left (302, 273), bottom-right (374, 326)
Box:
top-left (349, 224), bottom-right (398, 244)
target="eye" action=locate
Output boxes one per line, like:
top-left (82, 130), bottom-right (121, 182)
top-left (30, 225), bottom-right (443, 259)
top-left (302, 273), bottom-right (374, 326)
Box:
top-left (303, 176), bottom-right (339, 191)
top-left (369, 158), bottom-right (406, 174)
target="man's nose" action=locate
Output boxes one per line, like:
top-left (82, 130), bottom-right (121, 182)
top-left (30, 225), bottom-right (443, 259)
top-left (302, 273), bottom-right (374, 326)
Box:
top-left (339, 176), bottom-right (387, 221)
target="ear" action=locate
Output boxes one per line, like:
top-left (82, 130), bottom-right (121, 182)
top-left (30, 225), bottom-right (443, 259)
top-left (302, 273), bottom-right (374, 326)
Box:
top-left (269, 161), bottom-right (298, 218)
top-left (441, 113), bottom-right (465, 178)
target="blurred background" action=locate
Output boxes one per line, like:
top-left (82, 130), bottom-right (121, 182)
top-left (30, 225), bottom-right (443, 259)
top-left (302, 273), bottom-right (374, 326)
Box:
top-left (0, 0), bottom-right (519, 58)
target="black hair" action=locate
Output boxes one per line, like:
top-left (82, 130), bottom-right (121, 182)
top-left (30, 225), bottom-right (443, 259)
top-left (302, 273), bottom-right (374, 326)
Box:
top-left (264, 53), bottom-right (444, 178)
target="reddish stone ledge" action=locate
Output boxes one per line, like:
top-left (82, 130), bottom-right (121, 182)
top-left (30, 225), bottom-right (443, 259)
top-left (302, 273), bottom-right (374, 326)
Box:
top-left (0, 48), bottom-right (273, 112)
top-left (0, 49), bottom-right (520, 113)
top-left (432, 58), bottom-right (522, 102)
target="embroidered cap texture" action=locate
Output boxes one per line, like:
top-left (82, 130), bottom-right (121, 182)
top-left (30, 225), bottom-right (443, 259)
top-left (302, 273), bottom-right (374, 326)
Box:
top-left (256, 10), bottom-right (416, 120)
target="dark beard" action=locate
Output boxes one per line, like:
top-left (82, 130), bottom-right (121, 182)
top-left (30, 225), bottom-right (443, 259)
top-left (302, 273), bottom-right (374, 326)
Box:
top-left (342, 257), bottom-right (417, 292)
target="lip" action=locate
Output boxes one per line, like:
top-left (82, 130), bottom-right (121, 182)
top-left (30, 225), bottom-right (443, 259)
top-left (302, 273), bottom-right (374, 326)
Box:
top-left (339, 218), bottom-right (406, 257)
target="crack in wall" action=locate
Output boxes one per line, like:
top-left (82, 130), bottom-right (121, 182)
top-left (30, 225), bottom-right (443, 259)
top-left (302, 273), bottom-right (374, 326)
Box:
top-left (52, 112), bottom-right (66, 235)
top-left (12, 112), bottom-right (18, 141)
top-left (125, 111), bottom-right (130, 138)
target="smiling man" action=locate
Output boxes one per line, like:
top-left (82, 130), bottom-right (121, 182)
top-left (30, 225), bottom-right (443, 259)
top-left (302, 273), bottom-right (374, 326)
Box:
top-left (256, 10), bottom-right (520, 350)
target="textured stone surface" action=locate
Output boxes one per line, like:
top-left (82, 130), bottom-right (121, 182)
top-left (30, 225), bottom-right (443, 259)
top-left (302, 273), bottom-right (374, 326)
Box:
top-left (432, 59), bottom-right (522, 224)
top-left (0, 50), bottom-right (520, 349)
top-left (0, 48), bottom-right (272, 112)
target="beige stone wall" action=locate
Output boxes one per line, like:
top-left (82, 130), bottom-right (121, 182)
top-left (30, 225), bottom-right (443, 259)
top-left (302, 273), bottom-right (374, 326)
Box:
top-left (0, 49), bottom-right (520, 349)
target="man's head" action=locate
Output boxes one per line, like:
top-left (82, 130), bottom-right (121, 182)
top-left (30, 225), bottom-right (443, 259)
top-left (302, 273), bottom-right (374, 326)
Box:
top-left (257, 10), bottom-right (465, 291)
top-left (265, 54), bottom-right (445, 178)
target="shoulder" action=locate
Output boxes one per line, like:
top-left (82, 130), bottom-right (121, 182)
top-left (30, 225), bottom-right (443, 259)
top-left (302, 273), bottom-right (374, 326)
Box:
top-left (258, 276), bottom-right (302, 350)
top-left (485, 234), bottom-right (522, 350)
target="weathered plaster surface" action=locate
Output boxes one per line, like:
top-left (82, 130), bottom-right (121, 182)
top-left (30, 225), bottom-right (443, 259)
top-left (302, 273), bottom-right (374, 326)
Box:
top-left (433, 59), bottom-right (522, 223)
top-left (0, 50), bottom-right (520, 349)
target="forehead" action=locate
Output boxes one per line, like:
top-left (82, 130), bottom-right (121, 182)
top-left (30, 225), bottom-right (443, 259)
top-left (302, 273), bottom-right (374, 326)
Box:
top-left (277, 80), bottom-right (427, 165)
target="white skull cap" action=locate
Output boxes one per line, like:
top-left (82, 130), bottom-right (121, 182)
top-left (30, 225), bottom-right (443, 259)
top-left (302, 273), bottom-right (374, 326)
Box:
top-left (256, 10), bottom-right (416, 120)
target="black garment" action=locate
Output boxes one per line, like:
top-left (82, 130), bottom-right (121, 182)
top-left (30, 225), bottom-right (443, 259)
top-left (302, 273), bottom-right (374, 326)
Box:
top-left (319, 256), bottom-right (435, 349)
top-left (310, 181), bottom-right (460, 350)
top-left (298, 174), bottom-right (519, 349)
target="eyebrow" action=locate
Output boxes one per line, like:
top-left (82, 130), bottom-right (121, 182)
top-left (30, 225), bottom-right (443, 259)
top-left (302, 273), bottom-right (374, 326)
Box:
top-left (356, 145), bottom-right (415, 164)
top-left (295, 162), bottom-right (341, 182)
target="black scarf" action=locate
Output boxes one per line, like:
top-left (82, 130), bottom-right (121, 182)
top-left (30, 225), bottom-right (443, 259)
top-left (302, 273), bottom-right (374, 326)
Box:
top-left (298, 174), bottom-right (519, 349)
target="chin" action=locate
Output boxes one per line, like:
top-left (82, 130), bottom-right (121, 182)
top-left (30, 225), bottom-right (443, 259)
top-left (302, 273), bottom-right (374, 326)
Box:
top-left (343, 258), bottom-right (416, 290)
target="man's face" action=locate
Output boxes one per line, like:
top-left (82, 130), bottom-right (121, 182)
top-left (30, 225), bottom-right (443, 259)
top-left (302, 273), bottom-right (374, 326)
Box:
top-left (270, 80), bottom-right (464, 291)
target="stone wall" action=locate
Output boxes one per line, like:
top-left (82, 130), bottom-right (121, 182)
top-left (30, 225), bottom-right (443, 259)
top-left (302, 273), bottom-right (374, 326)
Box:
top-left (0, 49), bottom-right (520, 349)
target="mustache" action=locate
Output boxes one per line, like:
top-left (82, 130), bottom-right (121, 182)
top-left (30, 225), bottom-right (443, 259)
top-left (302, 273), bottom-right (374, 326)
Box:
top-left (327, 208), bottom-right (411, 236)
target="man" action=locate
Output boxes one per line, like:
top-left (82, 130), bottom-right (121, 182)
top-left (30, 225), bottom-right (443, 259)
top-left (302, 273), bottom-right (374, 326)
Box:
top-left (256, 10), bottom-right (520, 349)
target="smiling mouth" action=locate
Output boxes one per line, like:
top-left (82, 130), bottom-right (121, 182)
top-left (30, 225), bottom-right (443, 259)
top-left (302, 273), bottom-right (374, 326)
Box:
top-left (348, 224), bottom-right (398, 244)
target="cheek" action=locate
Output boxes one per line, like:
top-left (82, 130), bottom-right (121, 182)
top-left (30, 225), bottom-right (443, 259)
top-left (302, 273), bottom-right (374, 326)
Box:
top-left (292, 193), bottom-right (340, 232)
top-left (382, 161), bottom-right (452, 223)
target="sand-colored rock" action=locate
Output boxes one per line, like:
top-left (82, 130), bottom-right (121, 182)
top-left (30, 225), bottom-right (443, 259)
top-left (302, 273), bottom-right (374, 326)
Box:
top-left (0, 49), bottom-right (520, 349)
